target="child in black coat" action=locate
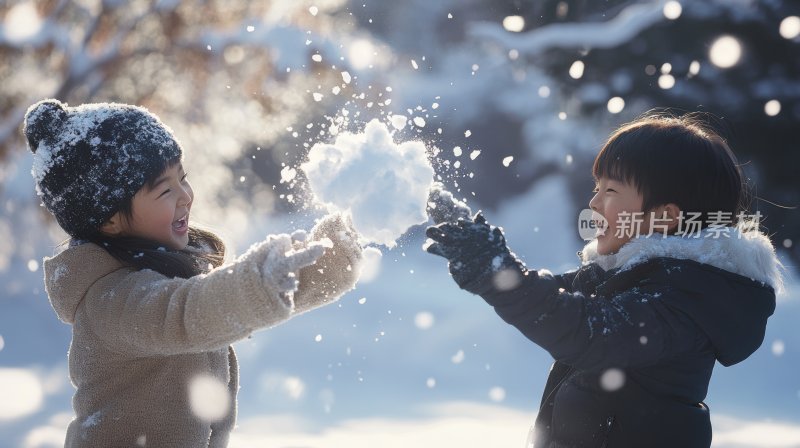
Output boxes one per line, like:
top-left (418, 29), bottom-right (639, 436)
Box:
top-left (425, 113), bottom-right (784, 448)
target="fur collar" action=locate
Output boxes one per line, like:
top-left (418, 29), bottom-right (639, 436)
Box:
top-left (579, 224), bottom-right (785, 294)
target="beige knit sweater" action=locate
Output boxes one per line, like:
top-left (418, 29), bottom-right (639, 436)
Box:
top-left (43, 215), bottom-right (362, 447)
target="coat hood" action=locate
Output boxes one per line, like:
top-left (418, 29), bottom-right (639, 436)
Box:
top-left (579, 223), bottom-right (785, 294)
top-left (43, 241), bottom-right (128, 324)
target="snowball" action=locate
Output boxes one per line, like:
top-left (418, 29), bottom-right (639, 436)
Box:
top-left (390, 115), bottom-right (408, 130)
top-left (658, 74), bottom-right (675, 89)
top-left (600, 368), bottom-right (625, 391)
top-left (569, 61), bottom-right (585, 79)
top-left (538, 86), bottom-right (551, 98)
top-left (414, 311), bottom-right (435, 329)
top-left (709, 35), bottom-right (742, 69)
top-left (772, 340), bottom-right (785, 357)
top-left (451, 350), bottom-right (465, 364)
top-left (280, 166), bottom-right (297, 183)
top-left (780, 16), bottom-right (800, 39)
top-left (0, 368), bottom-right (44, 420)
top-left (282, 376), bottom-right (305, 399)
top-left (3, 3), bottom-right (42, 43)
top-left (302, 119), bottom-right (435, 247)
top-left (689, 60), bottom-right (701, 76)
top-left (493, 269), bottom-right (521, 291)
top-left (260, 373), bottom-right (307, 401)
top-left (188, 374), bottom-right (230, 422)
top-left (765, 100), bottom-right (781, 117)
top-left (488, 387), bottom-right (506, 402)
top-left (663, 1), bottom-right (682, 20)
top-left (607, 97), bottom-right (625, 114)
top-left (502, 16), bottom-right (524, 32)
top-left (502, 156), bottom-right (514, 167)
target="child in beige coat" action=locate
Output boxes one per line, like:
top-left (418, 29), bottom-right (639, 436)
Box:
top-left (25, 99), bottom-right (362, 447)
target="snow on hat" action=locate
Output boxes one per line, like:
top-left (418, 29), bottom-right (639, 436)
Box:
top-left (24, 99), bottom-right (183, 238)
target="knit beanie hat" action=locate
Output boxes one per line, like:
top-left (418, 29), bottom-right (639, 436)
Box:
top-left (24, 99), bottom-right (183, 238)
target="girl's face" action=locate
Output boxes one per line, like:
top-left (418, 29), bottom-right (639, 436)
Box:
top-left (589, 177), bottom-right (645, 255)
top-left (102, 163), bottom-right (193, 250)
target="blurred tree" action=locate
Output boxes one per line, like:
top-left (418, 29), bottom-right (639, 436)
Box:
top-left (523, 0), bottom-right (800, 268)
top-left (0, 0), bottom-right (362, 244)
top-left (355, 0), bottom-right (800, 270)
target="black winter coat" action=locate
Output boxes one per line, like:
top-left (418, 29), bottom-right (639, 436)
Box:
top-left (474, 230), bottom-right (781, 448)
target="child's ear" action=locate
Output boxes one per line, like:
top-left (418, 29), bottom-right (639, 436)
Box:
top-left (100, 212), bottom-right (125, 236)
top-left (648, 204), bottom-right (682, 234)
top-left (662, 203), bottom-right (682, 233)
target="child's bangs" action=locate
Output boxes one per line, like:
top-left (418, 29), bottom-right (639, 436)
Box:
top-left (144, 156), bottom-right (182, 191)
top-left (591, 137), bottom-right (644, 190)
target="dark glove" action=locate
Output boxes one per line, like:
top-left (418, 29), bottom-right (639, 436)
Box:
top-left (427, 182), bottom-right (473, 224)
top-left (425, 212), bottom-right (525, 294)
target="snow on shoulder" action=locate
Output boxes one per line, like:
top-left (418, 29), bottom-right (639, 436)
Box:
top-left (301, 119), bottom-right (435, 247)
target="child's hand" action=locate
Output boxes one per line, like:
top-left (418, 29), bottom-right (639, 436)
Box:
top-left (262, 234), bottom-right (327, 299)
top-left (308, 213), bottom-right (363, 273)
top-left (424, 212), bottom-right (524, 294)
top-left (427, 182), bottom-right (473, 224)
top-left (290, 213), bottom-right (363, 313)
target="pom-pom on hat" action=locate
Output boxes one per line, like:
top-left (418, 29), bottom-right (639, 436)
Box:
top-left (24, 99), bottom-right (183, 238)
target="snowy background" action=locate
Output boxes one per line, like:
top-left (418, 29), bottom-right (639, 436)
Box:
top-left (1, 0), bottom-right (799, 447)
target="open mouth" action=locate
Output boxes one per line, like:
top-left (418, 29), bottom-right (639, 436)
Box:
top-left (172, 213), bottom-right (189, 233)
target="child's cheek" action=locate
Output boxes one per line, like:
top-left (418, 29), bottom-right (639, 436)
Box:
top-left (156, 207), bottom-right (175, 232)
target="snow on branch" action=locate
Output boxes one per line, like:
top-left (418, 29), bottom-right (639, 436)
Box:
top-left (467, 1), bottom-right (667, 55)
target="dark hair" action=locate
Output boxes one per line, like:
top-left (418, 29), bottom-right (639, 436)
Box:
top-left (82, 158), bottom-right (226, 279)
top-left (592, 111), bottom-right (748, 233)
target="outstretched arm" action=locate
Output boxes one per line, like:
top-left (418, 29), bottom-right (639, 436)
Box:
top-left (81, 234), bottom-right (324, 357)
top-left (426, 213), bottom-right (703, 371)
